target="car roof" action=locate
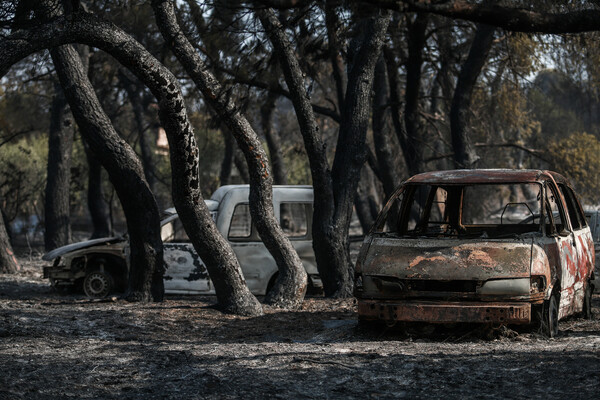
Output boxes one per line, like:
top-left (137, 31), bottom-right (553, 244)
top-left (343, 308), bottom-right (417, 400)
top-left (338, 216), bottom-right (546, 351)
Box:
top-left (405, 169), bottom-right (569, 185)
top-left (210, 184), bottom-right (313, 203)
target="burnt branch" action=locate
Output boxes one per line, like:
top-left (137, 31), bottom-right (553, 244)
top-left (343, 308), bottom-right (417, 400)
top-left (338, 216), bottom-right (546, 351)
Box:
top-left (368, 0), bottom-right (600, 33)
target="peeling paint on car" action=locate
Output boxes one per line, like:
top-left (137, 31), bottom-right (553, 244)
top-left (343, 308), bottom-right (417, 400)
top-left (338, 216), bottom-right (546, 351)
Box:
top-left (355, 169), bottom-right (595, 335)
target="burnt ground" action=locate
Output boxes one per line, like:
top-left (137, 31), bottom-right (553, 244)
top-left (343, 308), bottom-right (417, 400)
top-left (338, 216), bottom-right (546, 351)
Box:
top-left (1, 257), bottom-right (600, 399)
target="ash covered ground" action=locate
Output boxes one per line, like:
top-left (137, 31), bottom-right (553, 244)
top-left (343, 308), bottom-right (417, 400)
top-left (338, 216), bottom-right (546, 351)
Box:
top-left (1, 257), bottom-right (599, 399)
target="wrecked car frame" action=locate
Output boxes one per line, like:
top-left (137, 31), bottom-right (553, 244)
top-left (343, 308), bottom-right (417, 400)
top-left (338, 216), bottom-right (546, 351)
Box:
top-left (355, 169), bottom-right (595, 336)
top-left (43, 185), bottom-right (319, 298)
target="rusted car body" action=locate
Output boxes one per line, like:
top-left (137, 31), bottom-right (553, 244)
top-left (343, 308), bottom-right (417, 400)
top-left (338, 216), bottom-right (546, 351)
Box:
top-left (43, 185), bottom-right (319, 297)
top-left (585, 210), bottom-right (600, 292)
top-left (355, 170), bottom-right (595, 336)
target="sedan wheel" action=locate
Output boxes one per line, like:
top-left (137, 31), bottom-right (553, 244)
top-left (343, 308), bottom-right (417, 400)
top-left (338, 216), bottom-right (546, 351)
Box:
top-left (83, 271), bottom-right (114, 298)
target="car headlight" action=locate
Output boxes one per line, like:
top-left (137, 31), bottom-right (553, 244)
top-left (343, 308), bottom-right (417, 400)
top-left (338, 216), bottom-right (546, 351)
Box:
top-left (530, 275), bottom-right (546, 293)
top-left (477, 278), bottom-right (530, 295)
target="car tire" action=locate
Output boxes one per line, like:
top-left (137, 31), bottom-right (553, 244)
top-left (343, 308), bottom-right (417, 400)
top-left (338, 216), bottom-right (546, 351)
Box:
top-left (541, 293), bottom-right (559, 338)
top-left (583, 282), bottom-right (593, 319)
top-left (83, 270), bottom-right (114, 299)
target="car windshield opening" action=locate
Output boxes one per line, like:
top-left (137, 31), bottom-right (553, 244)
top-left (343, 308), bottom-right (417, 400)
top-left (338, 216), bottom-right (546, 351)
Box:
top-left (377, 182), bottom-right (542, 238)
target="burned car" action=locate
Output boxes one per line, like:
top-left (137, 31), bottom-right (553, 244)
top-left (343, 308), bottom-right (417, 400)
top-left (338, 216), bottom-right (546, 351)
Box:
top-left (355, 170), bottom-right (595, 337)
top-left (43, 185), bottom-right (319, 298)
top-left (584, 209), bottom-right (600, 292)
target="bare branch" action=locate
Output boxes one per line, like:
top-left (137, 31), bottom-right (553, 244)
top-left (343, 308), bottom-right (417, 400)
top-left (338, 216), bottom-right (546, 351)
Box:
top-left (367, 0), bottom-right (600, 33)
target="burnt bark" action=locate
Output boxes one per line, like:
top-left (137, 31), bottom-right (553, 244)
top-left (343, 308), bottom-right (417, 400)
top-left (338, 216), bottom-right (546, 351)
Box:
top-left (44, 82), bottom-right (74, 251)
top-left (260, 93), bottom-right (287, 185)
top-left (450, 24), bottom-right (495, 169)
top-left (83, 142), bottom-right (111, 238)
top-left (51, 44), bottom-right (164, 302)
top-left (258, 6), bottom-right (390, 297)
top-left (152, 0), bottom-right (306, 309)
top-left (0, 202), bottom-right (19, 274)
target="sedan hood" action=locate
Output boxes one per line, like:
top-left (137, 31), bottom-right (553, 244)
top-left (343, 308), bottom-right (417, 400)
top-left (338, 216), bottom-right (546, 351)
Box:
top-left (360, 236), bottom-right (534, 281)
top-left (42, 236), bottom-right (124, 261)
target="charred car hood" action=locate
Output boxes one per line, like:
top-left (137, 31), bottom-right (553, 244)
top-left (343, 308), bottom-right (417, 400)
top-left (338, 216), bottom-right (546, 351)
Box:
top-left (42, 236), bottom-right (125, 261)
top-left (361, 236), bottom-right (534, 281)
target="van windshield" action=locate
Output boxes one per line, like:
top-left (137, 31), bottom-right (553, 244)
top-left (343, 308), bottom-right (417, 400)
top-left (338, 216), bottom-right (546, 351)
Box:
top-left (376, 183), bottom-right (542, 238)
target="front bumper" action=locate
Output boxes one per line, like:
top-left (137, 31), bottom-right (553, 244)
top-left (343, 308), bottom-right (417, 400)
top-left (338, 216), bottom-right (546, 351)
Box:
top-left (43, 265), bottom-right (74, 280)
top-left (358, 299), bottom-right (532, 324)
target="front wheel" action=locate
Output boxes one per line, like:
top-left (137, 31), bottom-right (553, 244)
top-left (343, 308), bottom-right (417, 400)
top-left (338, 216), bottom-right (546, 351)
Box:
top-left (540, 293), bottom-right (559, 338)
top-left (583, 282), bottom-right (593, 319)
top-left (83, 270), bottom-right (114, 299)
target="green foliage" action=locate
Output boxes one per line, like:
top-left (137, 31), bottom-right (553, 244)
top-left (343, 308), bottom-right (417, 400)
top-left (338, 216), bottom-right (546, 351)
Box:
top-left (547, 132), bottom-right (600, 205)
top-left (0, 137), bottom-right (47, 222)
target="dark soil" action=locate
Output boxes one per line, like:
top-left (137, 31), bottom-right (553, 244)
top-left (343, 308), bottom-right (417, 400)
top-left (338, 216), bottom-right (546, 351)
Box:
top-left (1, 256), bottom-right (599, 399)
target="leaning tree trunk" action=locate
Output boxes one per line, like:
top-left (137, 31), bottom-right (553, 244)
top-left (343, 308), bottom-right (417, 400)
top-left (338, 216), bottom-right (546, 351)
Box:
top-left (450, 24), bottom-right (496, 169)
top-left (83, 141), bottom-right (111, 238)
top-left (51, 44), bottom-right (164, 302)
top-left (0, 203), bottom-right (19, 274)
top-left (152, 0), bottom-right (307, 309)
top-left (44, 82), bottom-right (74, 251)
top-left (1, 10), bottom-right (262, 316)
top-left (7, 9), bottom-right (261, 314)
top-left (258, 6), bottom-right (390, 297)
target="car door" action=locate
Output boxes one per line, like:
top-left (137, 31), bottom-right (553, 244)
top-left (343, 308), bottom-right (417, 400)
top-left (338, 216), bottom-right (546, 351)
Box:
top-left (544, 181), bottom-right (578, 318)
top-left (162, 216), bottom-right (211, 294)
top-left (558, 184), bottom-right (595, 311)
top-left (228, 203), bottom-right (277, 294)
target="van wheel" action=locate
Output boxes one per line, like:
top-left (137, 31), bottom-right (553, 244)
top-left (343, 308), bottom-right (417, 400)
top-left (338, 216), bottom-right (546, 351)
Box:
top-left (83, 270), bottom-right (114, 298)
top-left (583, 282), bottom-right (593, 319)
top-left (540, 293), bottom-right (559, 338)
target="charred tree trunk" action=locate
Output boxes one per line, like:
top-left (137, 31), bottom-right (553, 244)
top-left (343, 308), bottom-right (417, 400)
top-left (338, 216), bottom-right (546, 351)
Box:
top-left (0, 202), bottom-right (19, 274)
top-left (373, 55), bottom-right (402, 198)
top-left (354, 165), bottom-right (380, 234)
top-left (450, 24), bottom-right (495, 169)
top-left (44, 82), bottom-right (74, 251)
top-left (153, 0), bottom-right (306, 309)
top-left (51, 44), bottom-right (164, 302)
top-left (261, 93), bottom-right (287, 185)
top-left (403, 14), bottom-right (428, 176)
top-left (220, 129), bottom-right (234, 186)
top-left (233, 149), bottom-right (250, 183)
top-left (0, 10), bottom-right (263, 315)
top-left (258, 6), bottom-right (390, 297)
top-left (83, 142), bottom-right (111, 238)
top-left (325, 0), bottom-right (346, 112)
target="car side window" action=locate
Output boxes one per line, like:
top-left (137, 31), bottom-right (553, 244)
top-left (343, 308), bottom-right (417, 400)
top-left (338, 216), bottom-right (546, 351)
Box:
top-left (559, 185), bottom-right (586, 230)
top-left (228, 203), bottom-right (252, 239)
top-left (545, 184), bottom-right (565, 235)
top-left (162, 218), bottom-right (190, 243)
top-left (280, 203), bottom-right (309, 238)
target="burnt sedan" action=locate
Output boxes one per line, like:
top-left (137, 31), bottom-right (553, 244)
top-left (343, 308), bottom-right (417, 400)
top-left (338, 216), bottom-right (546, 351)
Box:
top-left (355, 169), bottom-right (595, 337)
